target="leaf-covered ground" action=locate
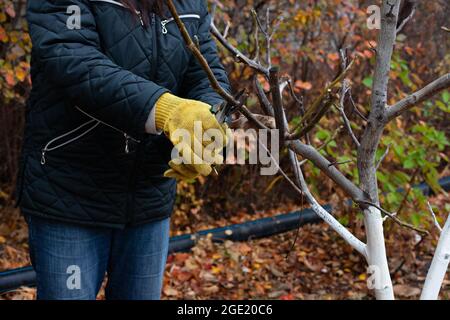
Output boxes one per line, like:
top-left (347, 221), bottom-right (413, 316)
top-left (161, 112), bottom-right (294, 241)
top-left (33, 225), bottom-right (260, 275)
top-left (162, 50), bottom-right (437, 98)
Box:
top-left (0, 194), bottom-right (448, 300)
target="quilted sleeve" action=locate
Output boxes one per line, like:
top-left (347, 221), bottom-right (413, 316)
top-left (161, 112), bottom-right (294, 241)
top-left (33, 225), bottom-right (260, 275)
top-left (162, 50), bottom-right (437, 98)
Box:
top-left (27, 0), bottom-right (169, 139)
top-left (179, 0), bottom-right (231, 107)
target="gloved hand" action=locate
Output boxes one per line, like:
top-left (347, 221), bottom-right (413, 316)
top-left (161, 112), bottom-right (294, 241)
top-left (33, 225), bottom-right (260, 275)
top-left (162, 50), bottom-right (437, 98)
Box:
top-left (155, 93), bottom-right (228, 180)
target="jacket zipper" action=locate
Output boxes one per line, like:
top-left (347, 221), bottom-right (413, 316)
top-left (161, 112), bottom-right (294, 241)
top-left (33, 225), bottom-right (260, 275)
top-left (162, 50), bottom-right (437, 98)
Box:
top-left (89, 0), bottom-right (126, 7)
top-left (41, 120), bottom-right (100, 165)
top-left (150, 13), bottom-right (158, 79)
top-left (89, 0), bottom-right (145, 26)
top-left (160, 14), bottom-right (201, 35)
top-left (40, 106), bottom-right (141, 165)
top-left (75, 106), bottom-right (140, 150)
top-left (90, 0), bottom-right (200, 33)
top-left (121, 13), bottom-right (157, 226)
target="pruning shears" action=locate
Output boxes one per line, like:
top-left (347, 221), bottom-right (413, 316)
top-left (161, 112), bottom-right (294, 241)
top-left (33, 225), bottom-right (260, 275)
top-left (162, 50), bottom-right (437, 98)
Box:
top-left (209, 90), bottom-right (246, 175)
top-left (211, 90), bottom-right (246, 124)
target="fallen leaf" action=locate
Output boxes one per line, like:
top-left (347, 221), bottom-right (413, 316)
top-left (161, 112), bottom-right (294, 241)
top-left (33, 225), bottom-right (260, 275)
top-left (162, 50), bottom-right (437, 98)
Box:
top-left (394, 284), bottom-right (420, 298)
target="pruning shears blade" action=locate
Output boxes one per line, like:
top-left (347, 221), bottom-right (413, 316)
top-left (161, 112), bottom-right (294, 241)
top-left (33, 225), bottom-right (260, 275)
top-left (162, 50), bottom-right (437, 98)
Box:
top-left (212, 90), bottom-right (246, 124)
top-left (212, 100), bottom-right (228, 124)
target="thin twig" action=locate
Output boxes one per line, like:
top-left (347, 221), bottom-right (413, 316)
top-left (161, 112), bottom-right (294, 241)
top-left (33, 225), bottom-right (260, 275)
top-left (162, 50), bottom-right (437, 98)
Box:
top-left (376, 143), bottom-right (391, 170)
top-left (348, 89), bottom-right (368, 121)
top-left (337, 79), bottom-right (360, 147)
top-left (211, 15), bottom-right (269, 76)
top-left (427, 201), bottom-right (442, 233)
top-left (254, 75), bottom-right (274, 115)
top-left (287, 59), bottom-right (356, 140)
top-left (357, 200), bottom-right (429, 236)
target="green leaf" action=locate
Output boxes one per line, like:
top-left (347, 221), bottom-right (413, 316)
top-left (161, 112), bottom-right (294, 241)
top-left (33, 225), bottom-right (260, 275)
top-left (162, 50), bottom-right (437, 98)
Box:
top-left (436, 100), bottom-right (450, 113)
top-left (403, 158), bottom-right (415, 169)
top-left (362, 77), bottom-right (373, 88)
top-left (442, 91), bottom-right (449, 103)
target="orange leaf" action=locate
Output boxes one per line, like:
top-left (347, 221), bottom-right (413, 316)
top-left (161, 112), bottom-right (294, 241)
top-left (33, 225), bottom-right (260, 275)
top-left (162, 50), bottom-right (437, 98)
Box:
top-left (0, 26), bottom-right (7, 42)
top-left (327, 52), bottom-right (340, 62)
top-left (363, 49), bottom-right (374, 58)
top-left (5, 72), bottom-right (16, 86)
top-left (15, 67), bottom-right (27, 82)
top-left (294, 80), bottom-right (312, 91)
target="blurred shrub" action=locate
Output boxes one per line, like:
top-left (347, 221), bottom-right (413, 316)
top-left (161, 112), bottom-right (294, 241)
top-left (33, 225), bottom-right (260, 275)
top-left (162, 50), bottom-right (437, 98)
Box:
top-left (0, 0), bottom-right (29, 206)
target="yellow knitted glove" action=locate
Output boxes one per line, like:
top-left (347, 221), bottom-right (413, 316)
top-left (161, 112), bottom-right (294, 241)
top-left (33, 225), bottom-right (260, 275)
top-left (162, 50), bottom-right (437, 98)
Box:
top-left (155, 93), bottom-right (228, 180)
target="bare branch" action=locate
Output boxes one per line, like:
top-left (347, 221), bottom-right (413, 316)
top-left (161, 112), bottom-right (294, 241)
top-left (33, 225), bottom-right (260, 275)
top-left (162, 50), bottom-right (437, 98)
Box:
top-left (376, 143), bottom-right (391, 170)
top-left (287, 140), bottom-right (368, 203)
top-left (239, 105), bottom-right (271, 130)
top-left (396, 0), bottom-right (417, 33)
top-left (348, 89), bottom-right (368, 121)
top-left (427, 201), bottom-right (443, 233)
top-left (253, 76), bottom-right (274, 116)
top-left (287, 79), bottom-right (305, 116)
top-left (251, 10), bottom-right (261, 63)
top-left (210, 21), bottom-right (269, 76)
top-left (269, 67), bottom-right (287, 143)
top-left (166, 0), bottom-right (236, 105)
top-left (337, 79), bottom-right (360, 147)
top-left (287, 60), bottom-right (355, 140)
top-left (167, 0), bottom-right (270, 131)
top-left (357, 200), bottom-right (429, 235)
top-left (385, 73), bottom-right (450, 122)
top-left (266, 107), bottom-right (368, 257)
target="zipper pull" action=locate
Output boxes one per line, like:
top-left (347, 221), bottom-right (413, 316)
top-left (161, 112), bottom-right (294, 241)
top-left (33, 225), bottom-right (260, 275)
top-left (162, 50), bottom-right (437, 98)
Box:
top-left (137, 11), bottom-right (144, 26)
top-left (161, 20), bottom-right (169, 34)
top-left (124, 134), bottom-right (130, 154)
top-left (41, 150), bottom-right (47, 165)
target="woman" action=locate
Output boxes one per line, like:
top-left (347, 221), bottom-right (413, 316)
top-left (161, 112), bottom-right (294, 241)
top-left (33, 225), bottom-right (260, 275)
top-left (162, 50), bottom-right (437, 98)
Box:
top-left (18, 0), bottom-right (230, 300)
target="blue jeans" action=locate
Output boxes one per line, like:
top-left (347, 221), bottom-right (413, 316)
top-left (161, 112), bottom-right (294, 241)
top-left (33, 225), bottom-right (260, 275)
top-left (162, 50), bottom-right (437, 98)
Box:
top-left (26, 215), bottom-right (170, 300)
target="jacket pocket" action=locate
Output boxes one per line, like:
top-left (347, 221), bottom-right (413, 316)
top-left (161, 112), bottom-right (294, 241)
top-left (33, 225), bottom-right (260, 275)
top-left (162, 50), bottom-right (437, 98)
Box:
top-left (160, 14), bottom-right (201, 35)
top-left (40, 120), bottom-right (100, 165)
top-left (75, 106), bottom-right (140, 154)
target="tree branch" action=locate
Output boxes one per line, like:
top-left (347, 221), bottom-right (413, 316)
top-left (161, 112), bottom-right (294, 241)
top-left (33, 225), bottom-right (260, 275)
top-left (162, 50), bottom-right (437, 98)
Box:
top-left (287, 60), bottom-right (355, 140)
top-left (211, 19), bottom-right (269, 76)
top-left (269, 66), bottom-right (287, 143)
top-left (385, 73), bottom-right (450, 122)
top-left (287, 140), bottom-right (368, 203)
top-left (166, 0), bottom-right (236, 105)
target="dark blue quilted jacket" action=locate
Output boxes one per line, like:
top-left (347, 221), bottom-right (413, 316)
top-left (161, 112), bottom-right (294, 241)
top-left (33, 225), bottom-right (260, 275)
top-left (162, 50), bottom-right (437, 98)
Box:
top-left (17, 0), bottom-right (230, 228)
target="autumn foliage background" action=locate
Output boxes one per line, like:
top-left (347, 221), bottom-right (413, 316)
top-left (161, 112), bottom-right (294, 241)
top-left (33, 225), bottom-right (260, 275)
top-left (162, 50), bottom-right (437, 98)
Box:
top-left (0, 0), bottom-right (449, 299)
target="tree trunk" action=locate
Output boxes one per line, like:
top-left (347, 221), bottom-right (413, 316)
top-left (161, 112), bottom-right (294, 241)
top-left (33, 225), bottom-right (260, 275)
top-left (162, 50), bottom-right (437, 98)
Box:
top-left (357, 0), bottom-right (401, 300)
top-left (421, 216), bottom-right (450, 300)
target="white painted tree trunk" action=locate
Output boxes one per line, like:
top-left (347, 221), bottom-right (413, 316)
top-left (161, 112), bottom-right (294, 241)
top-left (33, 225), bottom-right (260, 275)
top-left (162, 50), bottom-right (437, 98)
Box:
top-left (421, 216), bottom-right (450, 300)
top-left (364, 206), bottom-right (394, 300)
top-left (357, 0), bottom-right (400, 300)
